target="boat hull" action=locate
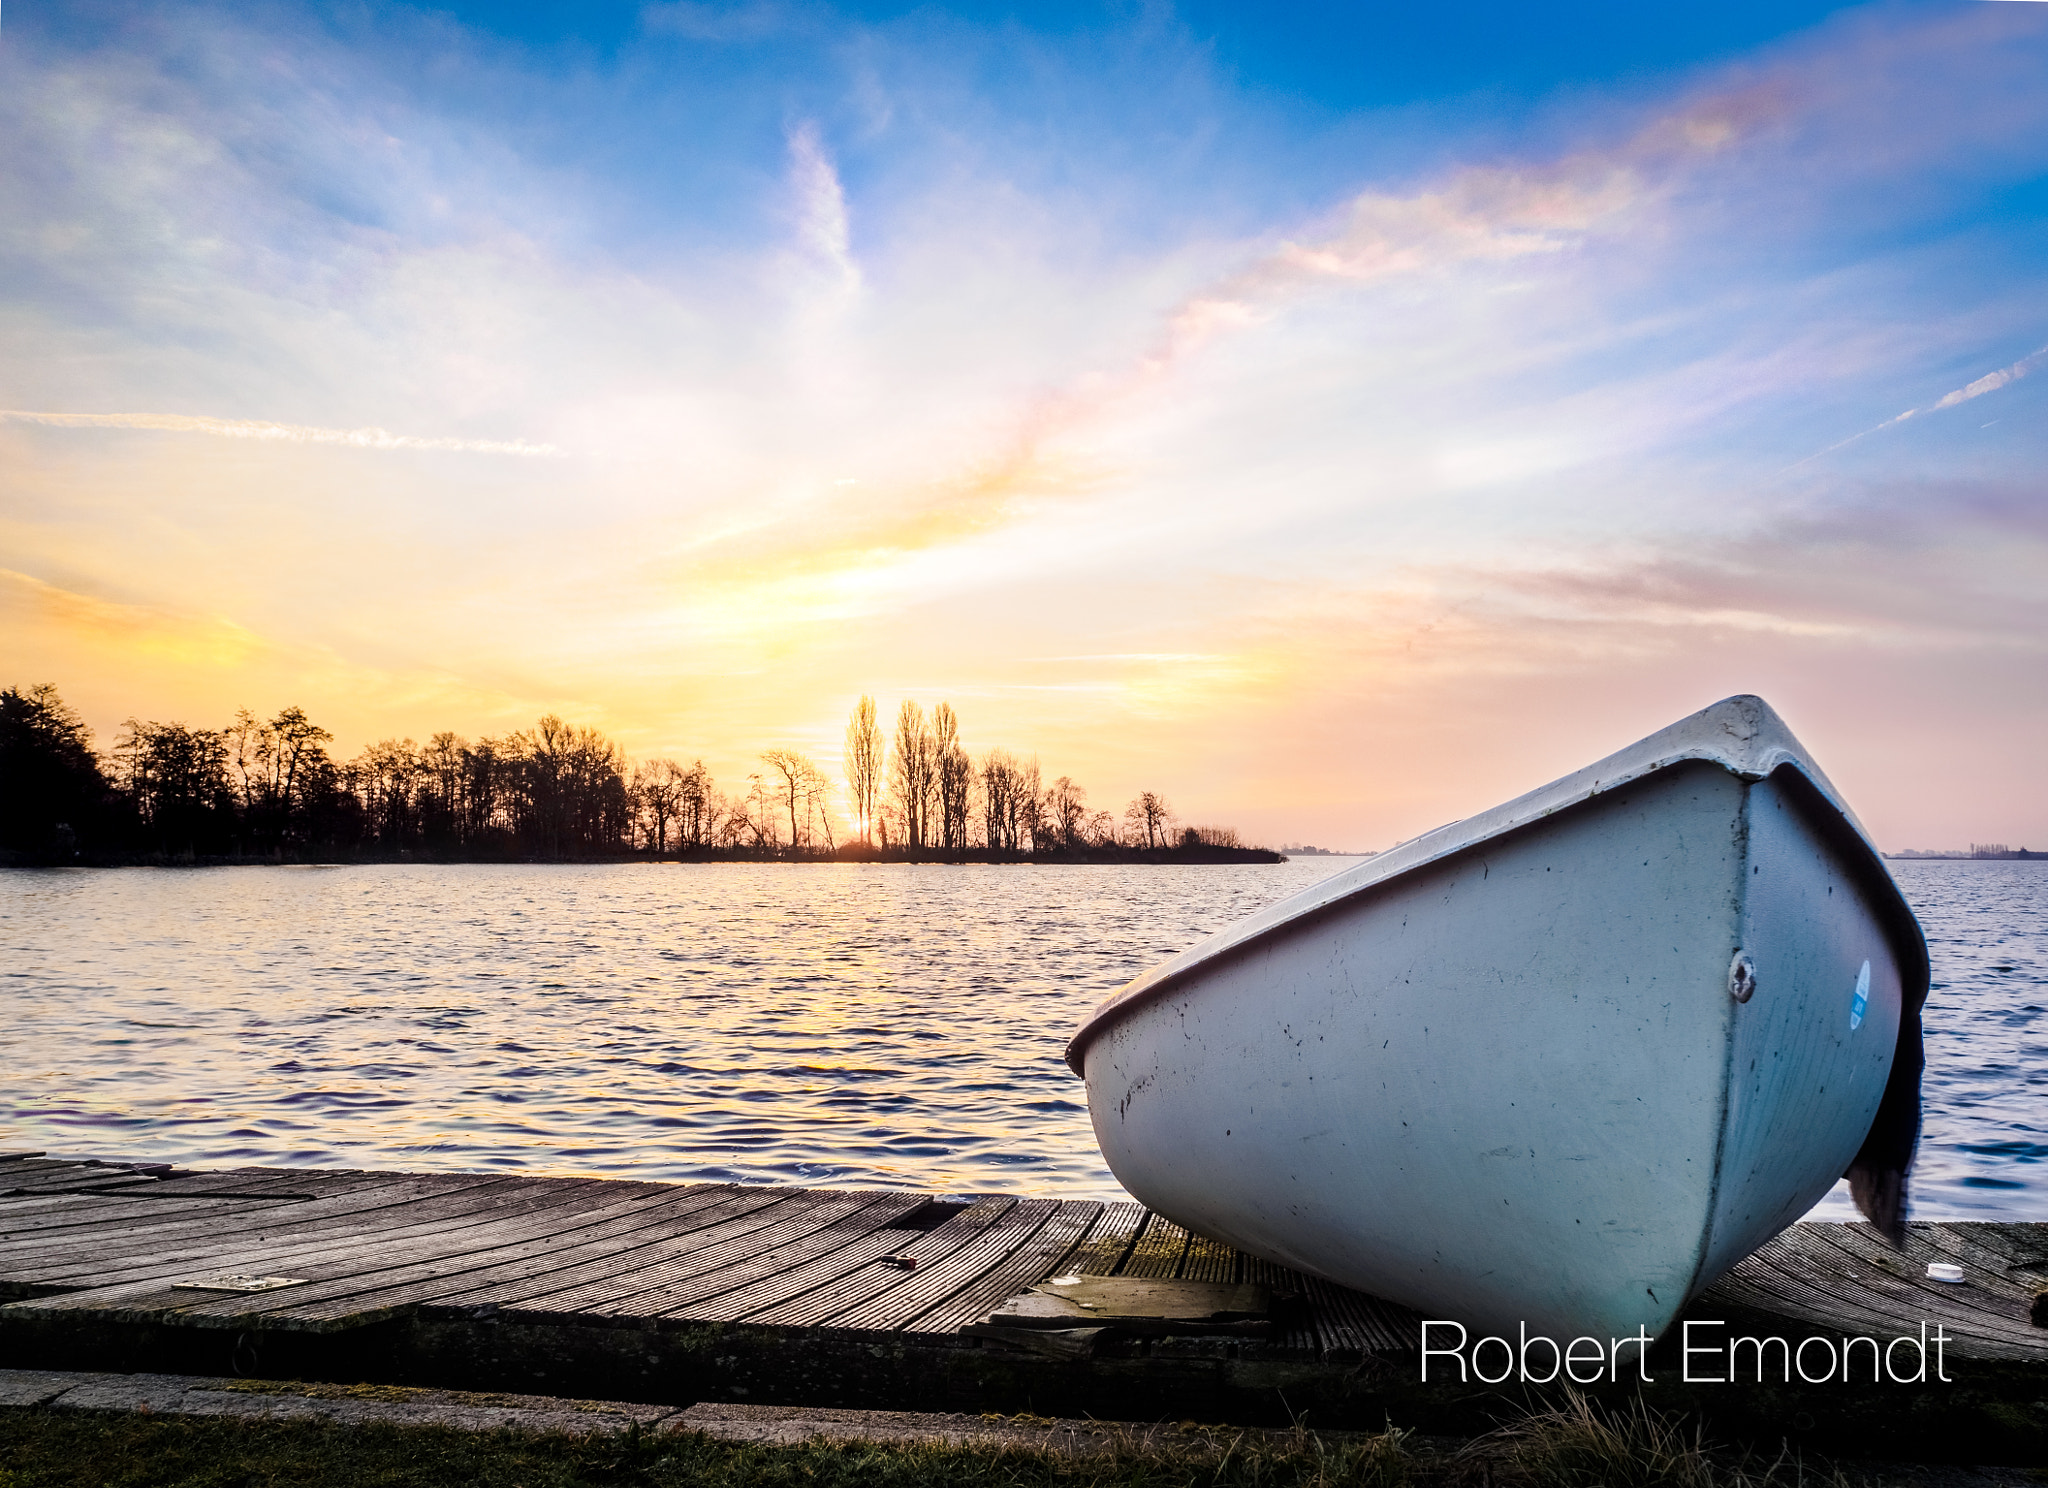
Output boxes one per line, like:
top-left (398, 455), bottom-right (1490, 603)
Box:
top-left (1078, 759), bottom-right (1906, 1341)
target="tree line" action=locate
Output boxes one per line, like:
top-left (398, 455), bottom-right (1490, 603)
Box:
top-left (0, 684), bottom-right (1259, 862)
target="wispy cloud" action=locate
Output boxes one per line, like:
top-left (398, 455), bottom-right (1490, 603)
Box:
top-left (1924, 345), bottom-right (2048, 411)
top-left (1121, 87), bottom-right (1776, 386)
top-left (0, 410), bottom-right (564, 456)
top-left (786, 121), bottom-right (860, 294)
top-left (1796, 343), bottom-right (2048, 465)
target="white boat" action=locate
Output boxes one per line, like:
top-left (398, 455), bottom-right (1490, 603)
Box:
top-left (1067, 696), bottom-right (1926, 1342)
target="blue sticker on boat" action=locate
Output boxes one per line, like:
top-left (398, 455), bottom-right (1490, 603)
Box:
top-left (1849, 960), bottom-right (1869, 1031)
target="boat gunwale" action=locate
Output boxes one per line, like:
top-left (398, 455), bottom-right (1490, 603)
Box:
top-left (1065, 695), bottom-right (1930, 1077)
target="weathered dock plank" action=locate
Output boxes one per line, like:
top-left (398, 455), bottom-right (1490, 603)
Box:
top-left (280, 1182), bottom-right (759, 1323)
top-left (829, 1197), bottom-right (1059, 1332)
top-left (447, 1185), bottom-right (783, 1311)
top-left (509, 1188), bottom-right (856, 1317)
top-left (738, 1200), bottom-right (1013, 1330)
top-left (0, 1170), bottom-right (320, 1236)
top-left (191, 1181), bottom-right (782, 1330)
top-left (16, 1176), bottom-right (593, 1293)
top-left (908, 1199), bottom-right (1105, 1336)
top-left (2, 1158), bottom-right (170, 1190)
top-left (0, 1173), bottom-right (503, 1271)
top-left (1059, 1200), bottom-right (1145, 1277)
top-left (619, 1192), bottom-right (927, 1321)
top-left (1697, 1226), bottom-right (2047, 1360)
top-left (1, 1148), bottom-right (2043, 1459)
top-left (1180, 1232), bottom-right (1239, 1283)
top-left (1118, 1214), bottom-right (1191, 1279)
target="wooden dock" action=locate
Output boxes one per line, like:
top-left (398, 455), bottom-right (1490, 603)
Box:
top-left (2, 1152), bottom-right (2043, 1456)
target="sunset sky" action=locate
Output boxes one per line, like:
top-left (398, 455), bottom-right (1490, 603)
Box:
top-left (4, 1), bottom-right (2045, 851)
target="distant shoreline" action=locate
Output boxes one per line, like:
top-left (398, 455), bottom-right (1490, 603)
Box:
top-left (0, 842), bottom-right (1287, 869)
top-left (1887, 849), bottom-right (2046, 861)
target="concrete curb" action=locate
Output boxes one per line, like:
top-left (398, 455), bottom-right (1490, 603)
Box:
top-left (0, 1369), bottom-right (1253, 1453)
top-left (0, 1369), bottom-right (676, 1436)
top-left (673, 1401), bottom-right (1268, 1454)
top-left (3, 1369), bottom-right (2041, 1483)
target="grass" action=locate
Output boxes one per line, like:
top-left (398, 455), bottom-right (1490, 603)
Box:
top-left (1471, 1390), bottom-right (1864, 1488)
top-left (0, 1410), bottom-right (1399, 1488)
top-left (0, 1393), bottom-right (1925, 1488)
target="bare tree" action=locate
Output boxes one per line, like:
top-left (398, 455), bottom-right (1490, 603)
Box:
top-left (1124, 791), bottom-right (1175, 849)
top-left (844, 696), bottom-right (883, 846)
top-left (889, 701), bottom-right (936, 849)
top-left (113, 718), bottom-right (232, 851)
top-left (740, 772), bottom-right (777, 848)
top-left (513, 714), bottom-right (632, 857)
top-left (675, 761), bottom-right (718, 848)
top-left (635, 758), bottom-right (685, 852)
top-left (421, 732), bottom-right (464, 842)
top-left (762, 749), bottom-right (839, 851)
top-left (1016, 754), bottom-right (1043, 853)
top-left (798, 756), bottom-right (836, 851)
top-left (460, 737), bottom-right (510, 844)
top-left (269, 706), bottom-right (333, 829)
top-left (354, 738), bottom-right (423, 847)
top-left (1044, 775), bottom-right (1088, 851)
top-left (761, 749), bottom-right (808, 848)
top-left (222, 708), bottom-right (270, 817)
top-left (932, 703), bottom-right (973, 852)
top-left (979, 748), bottom-right (1020, 852)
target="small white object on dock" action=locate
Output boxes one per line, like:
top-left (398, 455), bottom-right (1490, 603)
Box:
top-left (169, 1275), bottom-right (306, 1293)
top-left (1926, 1263), bottom-right (1966, 1284)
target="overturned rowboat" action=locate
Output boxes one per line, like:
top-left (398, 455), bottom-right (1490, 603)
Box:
top-left (1067, 696), bottom-right (1927, 1341)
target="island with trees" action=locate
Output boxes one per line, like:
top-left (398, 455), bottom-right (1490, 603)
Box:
top-left (0, 684), bottom-right (1279, 865)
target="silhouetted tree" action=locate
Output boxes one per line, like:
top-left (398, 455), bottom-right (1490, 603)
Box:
top-left (1124, 791), bottom-right (1175, 849)
top-left (515, 715), bottom-right (631, 856)
top-left (269, 706), bottom-right (334, 843)
top-left (420, 732), bottom-right (464, 844)
top-left (1042, 775), bottom-right (1088, 851)
top-left (844, 696), bottom-right (883, 847)
top-left (762, 748), bottom-right (837, 850)
top-left (978, 748), bottom-right (1020, 852)
top-left (460, 737), bottom-right (512, 847)
top-left (735, 771), bottom-right (777, 848)
top-left (217, 705), bottom-right (338, 848)
top-left (675, 761), bottom-right (719, 848)
top-left (112, 719), bottom-right (234, 855)
top-left (799, 755), bottom-right (836, 850)
top-left (6, 681), bottom-right (1262, 862)
top-left (634, 758), bottom-right (685, 853)
top-left (354, 738), bottom-right (424, 848)
top-left (0, 685), bottom-right (112, 853)
top-left (933, 704), bottom-right (973, 852)
top-left (889, 701), bottom-right (936, 849)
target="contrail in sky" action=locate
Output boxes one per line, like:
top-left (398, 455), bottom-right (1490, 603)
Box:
top-left (1795, 343), bottom-right (2048, 466)
top-left (0, 409), bottom-right (564, 457)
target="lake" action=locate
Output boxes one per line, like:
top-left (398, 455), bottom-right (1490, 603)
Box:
top-left (2, 857), bottom-right (2041, 1220)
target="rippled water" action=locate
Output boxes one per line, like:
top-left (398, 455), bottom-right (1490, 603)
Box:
top-left (1810, 858), bottom-right (2048, 1221)
top-left (3, 858), bottom-right (2041, 1217)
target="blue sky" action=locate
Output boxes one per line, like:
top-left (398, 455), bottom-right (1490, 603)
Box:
top-left (2, 0), bottom-right (2045, 847)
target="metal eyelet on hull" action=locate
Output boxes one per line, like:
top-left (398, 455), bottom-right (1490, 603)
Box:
top-left (1729, 951), bottom-right (1757, 1003)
